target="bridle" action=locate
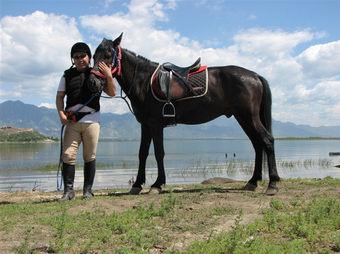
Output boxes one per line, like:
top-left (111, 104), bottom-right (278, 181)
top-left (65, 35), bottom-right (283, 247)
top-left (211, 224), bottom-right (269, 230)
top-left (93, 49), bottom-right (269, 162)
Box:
top-left (90, 46), bottom-right (122, 79)
top-left (90, 45), bottom-right (138, 115)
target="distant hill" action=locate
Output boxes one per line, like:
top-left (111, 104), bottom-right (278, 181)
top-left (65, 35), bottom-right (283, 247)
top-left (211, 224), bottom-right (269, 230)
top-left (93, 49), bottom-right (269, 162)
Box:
top-left (0, 100), bottom-right (339, 139)
top-left (0, 100), bottom-right (60, 137)
top-left (0, 126), bottom-right (54, 142)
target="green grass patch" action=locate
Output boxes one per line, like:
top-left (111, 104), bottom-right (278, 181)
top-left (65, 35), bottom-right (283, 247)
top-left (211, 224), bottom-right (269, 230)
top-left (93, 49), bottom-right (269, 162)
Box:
top-left (184, 196), bottom-right (340, 254)
top-left (0, 179), bottom-right (339, 253)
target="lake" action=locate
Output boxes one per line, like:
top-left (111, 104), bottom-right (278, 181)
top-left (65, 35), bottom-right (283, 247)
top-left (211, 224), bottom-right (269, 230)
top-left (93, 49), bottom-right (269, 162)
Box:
top-left (0, 139), bottom-right (339, 192)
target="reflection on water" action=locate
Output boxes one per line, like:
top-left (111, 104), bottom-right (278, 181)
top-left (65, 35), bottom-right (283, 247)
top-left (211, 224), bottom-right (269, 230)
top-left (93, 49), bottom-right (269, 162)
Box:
top-left (0, 139), bottom-right (339, 192)
top-left (0, 143), bottom-right (58, 170)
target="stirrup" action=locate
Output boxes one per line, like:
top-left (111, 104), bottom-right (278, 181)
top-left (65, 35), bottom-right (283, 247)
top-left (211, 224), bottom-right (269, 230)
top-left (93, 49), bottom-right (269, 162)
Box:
top-left (162, 102), bottom-right (175, 117)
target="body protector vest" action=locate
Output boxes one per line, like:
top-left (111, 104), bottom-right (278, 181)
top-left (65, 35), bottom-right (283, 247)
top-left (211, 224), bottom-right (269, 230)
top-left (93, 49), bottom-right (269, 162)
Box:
top-left (64, 68), bottom-right (101, 111)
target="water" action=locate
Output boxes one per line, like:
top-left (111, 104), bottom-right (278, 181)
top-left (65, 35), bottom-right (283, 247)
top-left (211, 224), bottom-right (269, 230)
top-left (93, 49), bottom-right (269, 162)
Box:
top-left (0, 139), bottom-right (339, 192)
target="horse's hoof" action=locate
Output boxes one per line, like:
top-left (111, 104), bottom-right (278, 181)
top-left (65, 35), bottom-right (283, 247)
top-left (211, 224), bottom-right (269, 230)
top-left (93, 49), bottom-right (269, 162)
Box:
top-left (148, 187), bottom-right (162, 194)
top-left (129, 187), bottom-right (142, 195)
top-left (243, 182), bottom-right (257, 191)
top-left (265, 186), bottom-right (279, 196)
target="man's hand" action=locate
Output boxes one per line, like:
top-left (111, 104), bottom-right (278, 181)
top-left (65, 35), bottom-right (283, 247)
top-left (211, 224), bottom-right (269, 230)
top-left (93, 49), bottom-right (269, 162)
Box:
top-left (98, 62), bottom-right (113, 78)
top-left (99, 62), bottom-right (116, 97)
top-left (59, 111), bottom-right (69, 125)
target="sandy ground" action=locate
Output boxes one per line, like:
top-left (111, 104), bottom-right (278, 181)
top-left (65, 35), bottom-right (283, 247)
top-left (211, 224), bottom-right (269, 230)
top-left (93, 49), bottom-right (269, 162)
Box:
top-left (0, 178), bottom-right (339, 253)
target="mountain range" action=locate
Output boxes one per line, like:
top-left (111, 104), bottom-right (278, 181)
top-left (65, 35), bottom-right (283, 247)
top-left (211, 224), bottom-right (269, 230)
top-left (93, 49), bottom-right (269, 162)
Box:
top-left (0, 100), bottom-right (339, 139)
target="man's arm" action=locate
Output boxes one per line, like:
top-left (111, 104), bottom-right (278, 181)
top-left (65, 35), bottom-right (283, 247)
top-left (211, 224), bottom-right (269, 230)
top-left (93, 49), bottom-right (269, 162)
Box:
top-left (56, 91), bottom-right (68, 125)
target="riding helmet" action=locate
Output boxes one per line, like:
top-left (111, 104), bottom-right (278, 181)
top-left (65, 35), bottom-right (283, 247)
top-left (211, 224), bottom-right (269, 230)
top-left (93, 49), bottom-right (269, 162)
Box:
top-left (70, 42), bottom-right (92, 58)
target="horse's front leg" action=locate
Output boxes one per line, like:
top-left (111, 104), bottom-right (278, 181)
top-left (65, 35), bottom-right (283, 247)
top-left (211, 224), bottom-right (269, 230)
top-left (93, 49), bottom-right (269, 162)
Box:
top-left (149, 125), bottom-right (165, 193)
top-left (130, 123), bottom-right (152, 194)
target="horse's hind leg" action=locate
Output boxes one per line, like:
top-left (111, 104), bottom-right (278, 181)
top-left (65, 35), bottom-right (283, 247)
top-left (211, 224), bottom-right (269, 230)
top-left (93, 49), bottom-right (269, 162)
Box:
top-left (245, 144), bottom-right (264, 191)
top-left (149, 125), bottom-right (166, 193)
top-left (234, 115), bottom-right (263, 190)
top-left (263, 133), bottom-right (280, 195)
top-left (235, 115), bottom-right (279, 195)
top-left (255, 123), bottom-right (280, 195)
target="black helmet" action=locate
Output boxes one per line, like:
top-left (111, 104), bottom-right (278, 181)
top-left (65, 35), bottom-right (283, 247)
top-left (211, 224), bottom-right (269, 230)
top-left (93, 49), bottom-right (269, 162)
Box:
top-left (71, 42), bottom-right (91, 58)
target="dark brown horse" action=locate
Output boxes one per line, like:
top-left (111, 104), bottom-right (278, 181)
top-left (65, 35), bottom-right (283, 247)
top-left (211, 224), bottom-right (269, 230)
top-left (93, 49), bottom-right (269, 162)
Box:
top-left (89, 33), bottom-right (280, 195)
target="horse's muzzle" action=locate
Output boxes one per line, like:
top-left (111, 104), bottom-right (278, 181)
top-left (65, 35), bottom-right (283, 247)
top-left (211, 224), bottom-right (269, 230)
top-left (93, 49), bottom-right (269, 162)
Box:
top-left (88, 75), bottom-right (104, 93)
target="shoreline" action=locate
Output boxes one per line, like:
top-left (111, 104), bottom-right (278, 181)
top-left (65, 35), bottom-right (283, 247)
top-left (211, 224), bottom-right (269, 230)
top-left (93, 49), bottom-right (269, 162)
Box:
top-left (1, 136), bottom-right (340, 144)
top-left (0, 176), bottom-right (339, 203)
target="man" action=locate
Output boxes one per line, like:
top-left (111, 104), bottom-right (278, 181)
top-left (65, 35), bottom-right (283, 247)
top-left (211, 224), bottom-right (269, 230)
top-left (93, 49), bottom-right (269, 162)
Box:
top-left (56, 42), bottom-right (116, 200)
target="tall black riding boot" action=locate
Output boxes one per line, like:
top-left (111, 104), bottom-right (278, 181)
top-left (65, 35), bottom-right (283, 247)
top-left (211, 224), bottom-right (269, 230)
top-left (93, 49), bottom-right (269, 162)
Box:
top-left (60, 163), bottom-right (75, 201)
top-left (83, 160), bottom-right (96, 199)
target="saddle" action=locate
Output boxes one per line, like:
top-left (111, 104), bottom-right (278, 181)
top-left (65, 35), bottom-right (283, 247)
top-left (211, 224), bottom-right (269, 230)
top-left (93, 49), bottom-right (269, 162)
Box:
top-left (162, 58), bottom-right (201, 90)
top-left (151, 59), bottom-right (208, 118)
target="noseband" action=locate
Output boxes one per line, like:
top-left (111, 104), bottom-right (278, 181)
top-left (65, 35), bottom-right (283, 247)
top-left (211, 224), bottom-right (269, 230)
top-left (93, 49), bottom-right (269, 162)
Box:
top-left (90, 46), bottom-right (122, 78)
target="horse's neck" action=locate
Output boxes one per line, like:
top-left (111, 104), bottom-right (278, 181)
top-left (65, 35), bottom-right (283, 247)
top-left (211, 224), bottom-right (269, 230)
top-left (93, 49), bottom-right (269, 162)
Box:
top-left (120, 50), bottom-right (157, 101)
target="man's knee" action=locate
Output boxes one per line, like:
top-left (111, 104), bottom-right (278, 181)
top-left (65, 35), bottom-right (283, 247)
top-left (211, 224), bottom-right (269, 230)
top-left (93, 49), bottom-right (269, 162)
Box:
top-left (84, 154), bottom-right (96, 163)
top-left (62, 151), bottom-right (77, 165)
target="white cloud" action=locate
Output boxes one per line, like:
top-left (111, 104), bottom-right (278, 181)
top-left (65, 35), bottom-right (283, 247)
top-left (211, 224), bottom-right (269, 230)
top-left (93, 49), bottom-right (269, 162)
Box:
top-left (1, 11), bottom-right (82, 79)
top-left (0, 11), bottom-right (84, 105)
top-left (0, 1), bottom-right (339, 127)
top-left (297, 40), bottom-right (340, 79)
top-left (232, 28), bottom-right (315, 59)
top-left (80, 1), bottom-right (200, 65)
top-left (39, 102), bottom-right (55, 109)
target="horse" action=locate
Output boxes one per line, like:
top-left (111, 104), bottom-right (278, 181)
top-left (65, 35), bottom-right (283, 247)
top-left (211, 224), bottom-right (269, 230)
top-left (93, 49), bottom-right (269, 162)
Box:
top-left (89, 33), bottom-right (280, 195)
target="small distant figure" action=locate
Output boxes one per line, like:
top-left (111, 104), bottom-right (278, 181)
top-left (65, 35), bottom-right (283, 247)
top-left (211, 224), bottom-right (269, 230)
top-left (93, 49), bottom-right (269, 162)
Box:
top-left (32, 181), bottom-right (39, 192)
top-left (225, 153), bottom-right (228, 159)
top-left (233, 153), bottom-right (236, 157)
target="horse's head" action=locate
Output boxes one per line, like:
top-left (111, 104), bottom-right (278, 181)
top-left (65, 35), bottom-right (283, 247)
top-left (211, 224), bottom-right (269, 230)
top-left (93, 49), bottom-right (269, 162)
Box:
top-left (88, 33), bottom-right (123, 91)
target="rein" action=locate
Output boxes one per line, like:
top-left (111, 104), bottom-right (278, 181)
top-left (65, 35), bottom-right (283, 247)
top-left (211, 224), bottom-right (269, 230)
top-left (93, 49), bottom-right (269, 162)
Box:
top-left (107, 58), bottom-right (138, 116)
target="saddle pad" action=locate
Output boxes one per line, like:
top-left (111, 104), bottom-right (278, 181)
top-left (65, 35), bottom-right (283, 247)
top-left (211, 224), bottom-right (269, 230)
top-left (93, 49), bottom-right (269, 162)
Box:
top-left (151, 65), bottom-right (208, 102)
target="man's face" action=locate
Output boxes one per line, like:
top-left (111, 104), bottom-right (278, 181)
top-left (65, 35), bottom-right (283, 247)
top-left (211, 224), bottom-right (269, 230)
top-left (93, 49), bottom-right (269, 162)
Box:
top-left (72, 52), bottom-right (90, 71)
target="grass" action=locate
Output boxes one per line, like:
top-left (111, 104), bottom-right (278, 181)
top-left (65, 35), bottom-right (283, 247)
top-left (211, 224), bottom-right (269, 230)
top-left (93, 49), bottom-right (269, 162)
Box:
top-left (181, 158), bottom-right (334, 179)
top-left (7, 157), bottom-right (336, 175)
top-left (0, 178), bottom-right (339, 253)
top-left (184, 197), bottom-right (340, 254)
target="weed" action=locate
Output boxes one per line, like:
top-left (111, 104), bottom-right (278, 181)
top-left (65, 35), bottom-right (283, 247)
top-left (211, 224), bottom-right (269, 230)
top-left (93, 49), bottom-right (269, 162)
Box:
top-left (183, 196), bottom-right (340, 253)
top-left (211, 206), bottom-right (237, 216)
top-left (270, 199), bottom-right (285, 210)
top-left (13, 226), bottom-right (33, 254)
top-left (50, 206), bottom-right (68, 253)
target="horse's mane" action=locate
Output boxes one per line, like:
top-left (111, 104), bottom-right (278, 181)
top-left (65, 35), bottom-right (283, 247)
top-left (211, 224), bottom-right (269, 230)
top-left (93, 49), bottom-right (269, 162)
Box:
top-left (123, 48), bottom-right (158, 65)
top-left (122, 49), bottom-right (158, 102)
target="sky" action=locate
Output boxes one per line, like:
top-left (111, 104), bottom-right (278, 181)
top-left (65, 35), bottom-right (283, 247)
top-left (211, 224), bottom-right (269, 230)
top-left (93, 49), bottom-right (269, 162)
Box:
top-left (0, 0), bottom-right (339, 127)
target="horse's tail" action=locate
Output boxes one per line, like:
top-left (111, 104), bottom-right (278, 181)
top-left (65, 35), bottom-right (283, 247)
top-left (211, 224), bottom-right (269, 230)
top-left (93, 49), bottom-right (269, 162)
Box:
top-left (259, 75), bottom-right (273, 135)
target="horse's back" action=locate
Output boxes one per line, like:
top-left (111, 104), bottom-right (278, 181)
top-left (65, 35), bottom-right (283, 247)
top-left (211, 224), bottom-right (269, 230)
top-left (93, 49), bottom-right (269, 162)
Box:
top-left (207, 65), bottom-right (264, 97)
top-left (208, 65), bottom-right (260, 79)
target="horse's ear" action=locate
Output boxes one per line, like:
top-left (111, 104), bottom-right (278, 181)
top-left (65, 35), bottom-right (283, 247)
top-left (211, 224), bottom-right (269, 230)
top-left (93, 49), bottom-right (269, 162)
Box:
top-left (112, 33), bottom-right (123, 47)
